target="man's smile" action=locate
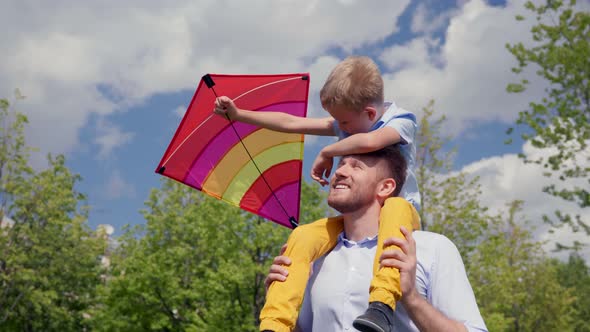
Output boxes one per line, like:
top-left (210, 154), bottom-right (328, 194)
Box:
top-left (332, 182), bottom-right (351, 190)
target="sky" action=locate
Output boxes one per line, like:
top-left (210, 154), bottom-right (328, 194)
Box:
top-left (1, 0), bottom-right (588, 260)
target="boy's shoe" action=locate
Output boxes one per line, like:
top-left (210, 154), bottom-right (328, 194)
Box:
top-left (352, 301), bottom-right (394, 332)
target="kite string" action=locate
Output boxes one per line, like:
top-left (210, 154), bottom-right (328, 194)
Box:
top-left (212, 90), bottom-right (294, 226)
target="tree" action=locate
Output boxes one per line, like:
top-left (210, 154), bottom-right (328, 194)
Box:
top-left (506, 0), bottom-right (590, 249)
top-left (0, 95), bottom-right (106, 331)
top-left (469, 201), bottom-right (576, 331)
top-left (414, 101), bottom-right (582, 330)
top-left (92, 179), bottom-right (328, 331)
top-left (553, 253), bottom-right (590, 331)
top-left (0, 91), bottom-right (33, 219)
top-left (416, 101), bottom-right (489, 266)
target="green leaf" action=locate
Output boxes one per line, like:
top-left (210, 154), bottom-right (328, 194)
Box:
top-left (505, 0), bottom-right (589, 247)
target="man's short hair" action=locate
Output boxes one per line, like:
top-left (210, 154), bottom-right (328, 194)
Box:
top-left (363, 144), bottom-right (407, 197)
top-left (320, 56), bottom-right (384, 113)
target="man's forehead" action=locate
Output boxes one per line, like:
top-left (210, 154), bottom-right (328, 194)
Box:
top-left (340, 154), bottom-right (378, 165)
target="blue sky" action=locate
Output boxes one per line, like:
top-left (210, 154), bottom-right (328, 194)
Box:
top-left (1, 0), bottom-right (588, 259)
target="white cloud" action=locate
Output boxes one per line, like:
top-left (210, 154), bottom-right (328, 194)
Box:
top-left (174, 105), bottom-right (187, 118)
top-left (2, 0), bottom-right (587, 268)
top-left (0, 0), bottom-right (411, 158)
top-left (380, 36), bottom-right (438, 72)
top-left (94, 120), bottom-right (135, 159)
top-left (460, 141), bottom-right (590, 261)
top-left (103, 170), bottom-right (136, 200)
top-left (381, 0), bottom-right (546, 134)
top-left (391, 0), bottom-right (590, 260)
top-left (411, 2), bottom-right (459, 35)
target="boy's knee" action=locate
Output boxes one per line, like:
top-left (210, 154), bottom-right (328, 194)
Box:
top-left (383, 197), bottom-right (413, 210)
top-left (288, 224), bottom-right (313, 244)
top-left (382, 197), bottom-right (421, 230)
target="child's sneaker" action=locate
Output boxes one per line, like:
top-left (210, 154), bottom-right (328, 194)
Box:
top-left (352, 301), bottom-right (394, 332)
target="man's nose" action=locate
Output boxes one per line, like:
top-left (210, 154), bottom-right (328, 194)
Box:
top-left (334, 165), bottom-right (349, 178)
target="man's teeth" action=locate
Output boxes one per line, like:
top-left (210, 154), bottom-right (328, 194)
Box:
top-left (335, 184), bottom-right (349, 189)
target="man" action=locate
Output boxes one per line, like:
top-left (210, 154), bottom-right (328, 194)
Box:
top-left (265, 145), bottom-right (487, 332)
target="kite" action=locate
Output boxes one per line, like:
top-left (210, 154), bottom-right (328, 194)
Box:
top-left (156, 73), bottom-right (310, 229)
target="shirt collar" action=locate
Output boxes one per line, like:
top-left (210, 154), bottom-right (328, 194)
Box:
top-left (338, 232), bottom-right (378, 248)
top-left (369, 101), bottom-right (395, 132)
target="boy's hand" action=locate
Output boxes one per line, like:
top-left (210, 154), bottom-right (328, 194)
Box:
top-left (311, 151), bottom-right (332, 186)
top-left (213, 96), bottom-right (239, 119)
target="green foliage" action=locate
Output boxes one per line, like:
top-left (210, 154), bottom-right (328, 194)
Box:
top-left (0, 92), bottom-right (33, 215)
top-left (0, 96), bottom-right (106, 331)
top-left (506, 0), bottom-right (589, 248)
top-left (469, 201), bottom-right (576, 331)
top-left (2, 86), bottom-right (587, 331)
top-left (554, 253), bottom-right (590, 331)
top-left (416, 101), bottom-right (489, 266)
top-left (416, 101), bottom-right (583, 329)
top-left (92, 180), bottom-right (328, 331)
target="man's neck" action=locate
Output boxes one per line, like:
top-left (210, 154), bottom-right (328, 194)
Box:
top-left (341, 202), bottom-right (381, 242)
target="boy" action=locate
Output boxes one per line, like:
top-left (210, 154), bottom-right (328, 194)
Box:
top-left (214, 56), bottom-right (421, 332)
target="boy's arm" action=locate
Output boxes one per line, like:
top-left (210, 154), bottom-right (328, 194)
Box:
top-left (311, 127), bottom-right (402, 185)
top-left (321, 126), bottom-right (402, 157)
top-left (214, 96), bottom-right (335, 136)
top-left (235, 109), bottom-right (335, 136)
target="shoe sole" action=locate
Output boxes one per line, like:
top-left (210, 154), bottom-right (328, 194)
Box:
top-left (352, 318), bottom-right (387, 332)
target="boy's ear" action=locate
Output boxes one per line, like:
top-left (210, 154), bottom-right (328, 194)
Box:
top-left (376, 178), bottom-right (396, 200)
top-left (365, 106), bottom-right (377, 121)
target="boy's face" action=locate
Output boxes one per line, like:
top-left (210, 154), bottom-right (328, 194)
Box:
top-left (327, 105), bottom-right (379, 134)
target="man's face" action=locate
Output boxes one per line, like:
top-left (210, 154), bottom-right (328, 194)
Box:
top-left (327, 154), bottom-right (384, 213)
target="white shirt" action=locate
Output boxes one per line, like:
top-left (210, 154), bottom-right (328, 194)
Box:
top-left (297, 231), bottom-right (488, 332)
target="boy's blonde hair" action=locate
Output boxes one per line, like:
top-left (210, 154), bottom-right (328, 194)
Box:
top-left (320, 56), bottom-right (384, 113)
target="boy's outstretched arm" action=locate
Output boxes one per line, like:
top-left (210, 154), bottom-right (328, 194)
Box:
top-left (311, 127), bottom-right (403, 185)
top-left (214, 96), bottom-right (335, 136)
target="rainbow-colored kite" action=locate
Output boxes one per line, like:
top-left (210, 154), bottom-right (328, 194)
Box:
top-left (156, 73), bottom-right (310, 228)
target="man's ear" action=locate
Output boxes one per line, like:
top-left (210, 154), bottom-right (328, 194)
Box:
top-left (365, 106), bottom-right (377, 121)
top-left (376, 178), bottom-right (396, 200)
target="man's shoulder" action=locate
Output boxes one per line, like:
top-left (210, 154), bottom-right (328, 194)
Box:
top-left (413, 231), bottom-right (465, 280)
top-left (413, 230), bottom-right (447, 241)
top-left (413, 231), bottom-right (459, 255)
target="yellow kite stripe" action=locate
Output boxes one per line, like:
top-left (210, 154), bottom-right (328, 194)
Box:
top-left (221, 142), bottom-right (302, 203)
top-left (202, 129), bottom-right (302, 196)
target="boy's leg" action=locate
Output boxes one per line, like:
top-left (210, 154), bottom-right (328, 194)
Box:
top-left (353, 197), bottom-right (420, 332)
top-left (370, 197), bottom-right (420, 306)
top-left (259, 216), bottom-right (344, 332)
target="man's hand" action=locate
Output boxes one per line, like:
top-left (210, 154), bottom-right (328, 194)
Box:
top-left (378, 226), bottom-right (419, 305)
top-left (380, 229), bottom-right (469, 331)
top-left (310, 150), bottom-right (333, 186)
top-left (264, 244), bottom-right (290, 292)
top-left (213, 96), bottom-right (239, 119)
